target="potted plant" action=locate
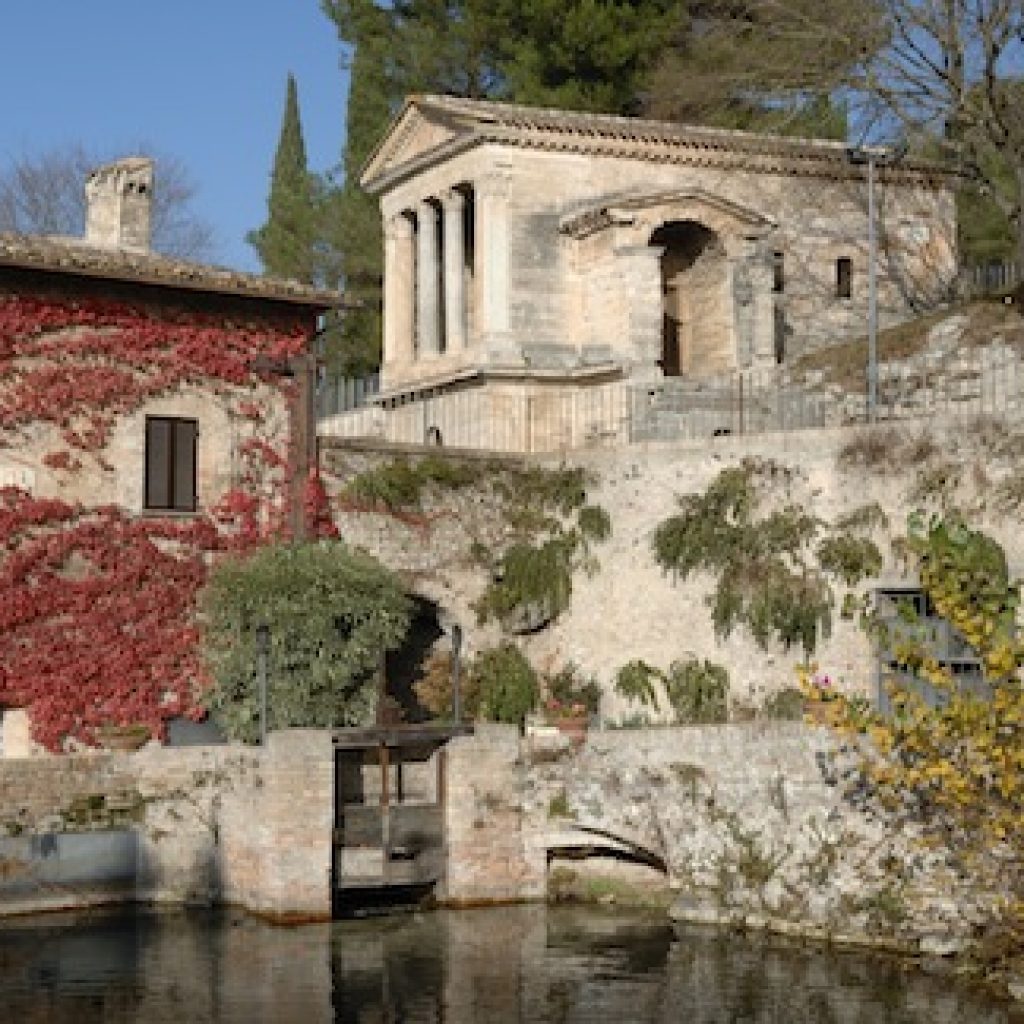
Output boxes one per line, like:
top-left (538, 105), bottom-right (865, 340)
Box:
top-left (544, 698), bottom-right (589, 745)
top-left (95, 723), bottom-right (151, 752)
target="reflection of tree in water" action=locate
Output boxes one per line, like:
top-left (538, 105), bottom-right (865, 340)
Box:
top-left (664, 928), bottom-right (1009, 1024)
top-left (0, 905), bottom-right (1015, 1022)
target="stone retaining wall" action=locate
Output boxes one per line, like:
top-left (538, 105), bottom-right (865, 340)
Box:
top-left (0, 730), bottom-right (332, 921)
top-left (440, 723), bottom-right (1004, 962)
top-left (0, 722), bottom-right (1006, 967)
top-left (323, 413), bottom-right (1024, 721)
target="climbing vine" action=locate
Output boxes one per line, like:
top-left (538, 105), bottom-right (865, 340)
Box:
top-left (652, 461), bottom-right (884, 655)
top-left (0, 293), bottom-right (337, 750)
top-left (343, 457), bottom-right (611, 634)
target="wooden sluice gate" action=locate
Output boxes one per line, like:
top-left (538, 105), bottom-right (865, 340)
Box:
top-left (331, 724), bottom-right (471, 909)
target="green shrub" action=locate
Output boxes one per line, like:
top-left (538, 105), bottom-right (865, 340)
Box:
top-left (474, 537), bottom-right (576, 630)
top-left (470, 643), bottom-right (538, 726)
top-left (200, 542), bottom-right (411, 742)
top-left (665, 658), bottom-right (729, 724)
top-left (614, 660), bottom-right (661, 709)
top-left (760, 686), bottom-right (806, 721)
top-left (346, 456), bottom-right (480, 510)
top-left (577, 504), bottom-right (612, 543)
top-left (495, 465), bottom-right (589, 519)
top-left (817, 533), bottom-right (883, 586)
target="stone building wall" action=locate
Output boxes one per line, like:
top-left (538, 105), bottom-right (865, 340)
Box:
top-left (375, 134), bottom-right (956, 389)
top-left (0, 731), bottom-right (333, 921)
top-left (323, 410), bottom-right (1024, 717)
top-left (0, 369), bottom-right (289, 519)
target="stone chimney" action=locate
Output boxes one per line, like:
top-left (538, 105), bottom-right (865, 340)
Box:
top-left (84, 157), bottom-right (153, 250)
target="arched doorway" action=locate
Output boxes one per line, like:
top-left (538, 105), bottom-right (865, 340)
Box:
top-left (651, 221), bottom-right (731, 377)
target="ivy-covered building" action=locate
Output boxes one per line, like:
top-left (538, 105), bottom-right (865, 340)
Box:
top-left (0, 157), bottom-right (343, 755)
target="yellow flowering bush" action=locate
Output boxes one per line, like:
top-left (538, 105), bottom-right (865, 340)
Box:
top-left (803, 515), bottom-right (1023, 959)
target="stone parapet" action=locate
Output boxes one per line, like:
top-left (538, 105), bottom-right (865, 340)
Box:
top-left (0, 730), bottom-right (333, 921)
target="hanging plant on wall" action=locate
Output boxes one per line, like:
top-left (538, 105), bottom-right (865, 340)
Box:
top-left (343, 456), bottom-right (612, 636)
top-left (652, 461), bottom-right (884, 656)
top-left (472, 466), bottom-right (611, 634)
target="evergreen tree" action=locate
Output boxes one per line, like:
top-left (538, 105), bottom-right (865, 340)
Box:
top-left (485, 0), bottom-right (680, 115)
top-left (248, 74), bottom-right (320, 283)
top-left (320, 3), bottom-right (401, 373)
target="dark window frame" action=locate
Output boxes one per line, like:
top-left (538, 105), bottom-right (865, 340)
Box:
top-left (874, 586), bottom-right (989, 716)
top-left (144, 415), bottom-right (198, 513)
top-left (772, 251), bottom-right (785, 294)
top-left (836, 257), bottom-right (853, 299)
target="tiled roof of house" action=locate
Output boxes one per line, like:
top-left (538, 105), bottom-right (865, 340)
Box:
top-left (0, 232), bottom-right (346, 309)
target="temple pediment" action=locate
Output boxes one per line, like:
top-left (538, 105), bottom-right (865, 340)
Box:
top-left (360, 100), bottom-right (476, 191)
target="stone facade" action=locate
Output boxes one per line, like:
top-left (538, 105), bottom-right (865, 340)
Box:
top-left (354, 96), bottom-right (958, 448)
top-left (0, 731), bottom-right (333, 921)
top-left (322, 408), bottom-right (1024, 714)
top-left (0, 242), bottom-right (334, 521)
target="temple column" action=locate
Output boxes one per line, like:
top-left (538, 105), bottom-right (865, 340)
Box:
top-left (416, 199), bottom-right (440, 358)
top-left (382, 214), bottom-right (415, 383)
top-left (442, 189), bottom-right (467, 353)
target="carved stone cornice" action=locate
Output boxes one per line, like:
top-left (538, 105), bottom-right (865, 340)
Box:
top-left (559, 189), bottom-right (777, 241)
top-left (362, 95), bottom-right (959, 194)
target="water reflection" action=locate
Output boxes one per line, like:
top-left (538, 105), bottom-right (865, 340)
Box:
top-left (0, 904), bottom-right (1014, 1023)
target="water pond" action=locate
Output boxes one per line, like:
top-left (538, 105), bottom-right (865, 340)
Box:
top-left (0, 903), bottom-right (1016, 1023)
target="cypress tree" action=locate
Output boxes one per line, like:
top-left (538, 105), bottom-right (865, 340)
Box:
top-left (320, 2), bottom-right (401, 373)
top-left (248, 73), bottom-right (320, 283)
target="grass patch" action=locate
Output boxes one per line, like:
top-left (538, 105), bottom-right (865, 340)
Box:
top-left (793, 301), bottom-right (1024, 391)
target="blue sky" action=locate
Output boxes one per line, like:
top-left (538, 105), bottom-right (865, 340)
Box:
top-left (1, 2), bottom-right (350, 272)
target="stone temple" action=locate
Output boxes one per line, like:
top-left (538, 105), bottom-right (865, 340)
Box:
top-left (345, 95), bottom-right (958, 449)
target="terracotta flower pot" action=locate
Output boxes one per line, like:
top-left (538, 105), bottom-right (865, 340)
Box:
top-left (96, 725), bottom-right (150, 752)
top-left (552, 716), bottom-right (588, 746)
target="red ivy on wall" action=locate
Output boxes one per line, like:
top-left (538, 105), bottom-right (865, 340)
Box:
top-left (0, 294), bottom-right (337, 751)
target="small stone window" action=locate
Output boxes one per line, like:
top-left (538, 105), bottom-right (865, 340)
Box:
top-left (772, 251), bottom-right (785, 294)
top-left (836, 257), bottom-right (853, 299)
top-left (145, 416), bottom-right (197, 513)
